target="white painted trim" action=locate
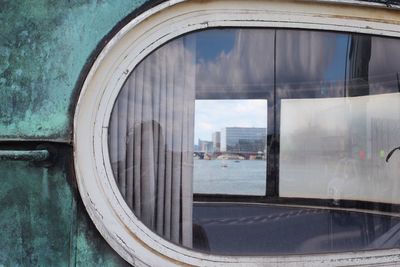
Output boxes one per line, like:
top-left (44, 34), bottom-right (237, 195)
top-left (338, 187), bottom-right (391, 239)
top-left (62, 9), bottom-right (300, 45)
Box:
top-left (317, 0), bottom-right (400, 10)
top-left (74, 1), bottom-right (400, 266)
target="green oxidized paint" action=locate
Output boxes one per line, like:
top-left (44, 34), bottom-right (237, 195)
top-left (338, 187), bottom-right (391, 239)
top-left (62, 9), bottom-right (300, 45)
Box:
top-left (0, 160), bottom-right (74, 266)
top-left (75, 204), bottom-right (131, 267)
top-left (0, 0), bottom-right (148, 141)
top-left (0, 1), bottom-right (152, 266)
top-left (0, 149), bottom-right (49, 161)
top-left (0, 146), bottom-right (129, 266)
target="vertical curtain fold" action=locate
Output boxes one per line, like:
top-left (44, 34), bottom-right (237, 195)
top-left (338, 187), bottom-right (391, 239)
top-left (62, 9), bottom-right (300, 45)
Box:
top-left (109, 36), bottom-right (195, 247)
top-left (125, 73), bottom-right (135, 209)
top-left (181, 36), bottom-right (196, 247)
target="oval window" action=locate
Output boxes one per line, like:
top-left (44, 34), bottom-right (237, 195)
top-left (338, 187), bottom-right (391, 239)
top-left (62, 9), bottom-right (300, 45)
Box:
top-left (108, 27), bottom-right (400, 255)
top-left (74, 1), bottom-right (400, 265)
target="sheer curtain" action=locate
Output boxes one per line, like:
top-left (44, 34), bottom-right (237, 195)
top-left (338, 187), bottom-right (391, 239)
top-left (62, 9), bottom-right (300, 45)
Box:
top-left (109, 36), bottom-right (196, 247)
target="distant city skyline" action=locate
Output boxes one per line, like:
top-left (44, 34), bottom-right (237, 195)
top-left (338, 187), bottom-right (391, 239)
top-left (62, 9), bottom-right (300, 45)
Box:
top-left (194, 99), bottom-right (268, 145)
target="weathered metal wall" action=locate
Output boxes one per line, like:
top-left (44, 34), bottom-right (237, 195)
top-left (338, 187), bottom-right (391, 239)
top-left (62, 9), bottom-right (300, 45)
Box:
top-left (0, 0), bottom-right (148, 141)
top-left (0, 1), bottom-right (152, 265)
top-left (0, 146), bottom-right (130, 266)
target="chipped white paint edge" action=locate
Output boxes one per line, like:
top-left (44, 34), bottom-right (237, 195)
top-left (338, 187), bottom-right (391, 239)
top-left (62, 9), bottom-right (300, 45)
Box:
top-left (316, 0), bottom-right (400, 10)
top-left (74, 0), bottom-right (400, 266)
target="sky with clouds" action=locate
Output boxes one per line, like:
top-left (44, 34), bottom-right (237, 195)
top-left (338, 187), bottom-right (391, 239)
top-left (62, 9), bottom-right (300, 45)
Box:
top-left (193, 29), bottom-right (272, 143)
top-left (194, 99), bottom-right (268, 142)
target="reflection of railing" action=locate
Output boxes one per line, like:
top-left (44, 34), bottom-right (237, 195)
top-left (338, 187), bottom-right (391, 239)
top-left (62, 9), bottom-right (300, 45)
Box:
top-left (195, 208), bottom-right (325, 226)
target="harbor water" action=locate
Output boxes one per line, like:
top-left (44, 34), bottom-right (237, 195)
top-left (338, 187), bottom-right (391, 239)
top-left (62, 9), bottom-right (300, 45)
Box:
top-left (193, 159), bottom-right (267, 195)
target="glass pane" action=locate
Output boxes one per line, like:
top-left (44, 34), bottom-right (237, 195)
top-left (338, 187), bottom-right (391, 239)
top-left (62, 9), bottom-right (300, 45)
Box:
top-left (193, 203), bottom-right (400, 255)
top-left (108, 35), bottom-right (197, 248)
top-left (193, 28), bottom-right (274, 197)
top-left (195, 29), bottom-right (274, 100)
top-left (278, 32), bottom-right (400, 204)
top-left (194, 99), bottom-right (268, 195)
top-left (348, 34), bottom-right (400, 95)
top-left (276, 30), bottom-right (348, 100)
top-left (276, 29), bottom-right (348, 199)
top-left (107, 28), bottom-right (400, 256)
top-left (280, 93), bottom-right (400, 203)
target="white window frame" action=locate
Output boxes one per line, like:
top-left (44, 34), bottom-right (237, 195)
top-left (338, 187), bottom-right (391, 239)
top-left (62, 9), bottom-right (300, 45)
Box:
top-left (74, 1), bottom-right (400, 266)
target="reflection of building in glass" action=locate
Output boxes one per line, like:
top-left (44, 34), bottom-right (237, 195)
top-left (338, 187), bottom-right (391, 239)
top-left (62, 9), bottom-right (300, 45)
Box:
top-left (220, 127), bottom-right (267, 153)
top-left (212, 131), bottom-right (221, 152)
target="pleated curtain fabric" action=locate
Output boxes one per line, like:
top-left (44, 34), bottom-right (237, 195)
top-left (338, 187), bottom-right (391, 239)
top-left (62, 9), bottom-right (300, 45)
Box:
top-left (109, 36), bottom-right (196, 248)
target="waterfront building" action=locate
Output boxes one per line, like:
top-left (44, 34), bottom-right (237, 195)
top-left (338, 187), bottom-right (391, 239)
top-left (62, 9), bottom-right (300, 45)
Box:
top-left (220, 127), bottom-right (267, 153)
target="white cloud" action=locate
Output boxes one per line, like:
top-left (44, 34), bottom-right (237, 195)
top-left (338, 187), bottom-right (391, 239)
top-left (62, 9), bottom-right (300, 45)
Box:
top-left (196, 29), bottom-right (275, 92)
top-left (195, 99), bottom-right (268, 142)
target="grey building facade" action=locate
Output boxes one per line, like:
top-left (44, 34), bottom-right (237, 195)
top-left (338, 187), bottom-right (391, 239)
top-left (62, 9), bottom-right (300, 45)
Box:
top-left (220, 127), bottom-right (267, 153)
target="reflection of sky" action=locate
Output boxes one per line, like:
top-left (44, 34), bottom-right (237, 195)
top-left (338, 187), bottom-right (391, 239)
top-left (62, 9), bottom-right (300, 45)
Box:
top-left (195, 29), bottom-right (274, 91)
top-left (194, 29), bottom-right (235, 62)
top-left (276, 30), bottom-right (346, 85)
top-left (191, 30), bottom-right (398, 144)
top-left (192, 29), bottom-right (273, 144)
top-left (324, 34), bottom-right (348, 81)
top-left (195, 100), bottom-right (268, 143)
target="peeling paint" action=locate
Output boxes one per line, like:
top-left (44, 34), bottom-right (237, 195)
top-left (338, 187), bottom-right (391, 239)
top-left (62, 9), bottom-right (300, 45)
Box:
top-left (75, 204), bottom-right (131, 267)
top-left (0, 0), bottom-right (148, 141)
